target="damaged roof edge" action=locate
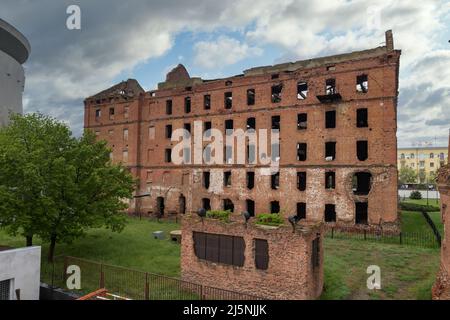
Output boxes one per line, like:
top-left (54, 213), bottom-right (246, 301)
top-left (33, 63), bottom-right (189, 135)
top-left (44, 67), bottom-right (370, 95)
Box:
top-left (86, 79), bottom-right (144, 101)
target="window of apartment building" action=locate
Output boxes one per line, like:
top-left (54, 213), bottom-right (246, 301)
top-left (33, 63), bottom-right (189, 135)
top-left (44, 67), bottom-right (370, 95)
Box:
top-left (271, 84), bottom-right (283, 103)
top-left (297, 143), bottom-right (307, 161)
top-left (270, 201), bottom-right (280, 214)
top-left (166, 100), bottom-right (173, 115)
top-left (297, 82), bottom-right (308, 100)
top-left (430, 162), bottom-right (435, 168)
top-left (165, 149), bottom-right (172, 163)
top-left (124, 106), bottom-right (129, 119)
top-left (297, 202), bottom-right (306, 220)
top-left (247, 172), bottom-right (255, 190)
top-left (95, 108), bottom-right (101, 118)
top-left (430, 153), bottom-right (434, 159)
top-left (400, 153), bottom-right (405, 159)
top-left (297, 172), bottom-right (307, 191)
top-left (204, 95), bottom-right (211, 110)
top-left (410, 153), bottom-right (415, 159)
top-left (325, 142), bottom-right (336, 161)
top-left (202, 198), bottom-right (211, 211)
top-left (123, 128), bottom-right (129, 141)
top-left (325, 171), bottom-right (336, 189)
top-left (224, 171), bottom-right (232, 187)
top-left (247, 117), bottom-right (256, 131)
top-left (165, 125), bottom-right (172, 139)
top-left (254, 239), bottom-right (269, 270)
top-left (271, 172), bottom-right (280, 190)
top-left (223, 199), bottom-right (234, 212)
top-left (193, 232), bottom-right (244, 267)
top-left (312, 237), bottom-right (320, 270)
top-left (357, 108), bottom-right (368, 127)
top-left (419, 161), bottom-right (425, 168)
top-left (109, 107), bottom-right (115, 119)
top-left (326, 78), bottom-right (337, 95)
top-left (247, 89), bottom-right (256, 106)
top-left (357, 140), bottom-right (368, 161)
top-left (355, 202), bottom-right (368, 225)
top-left (225, 92), bottom-right (233, 109)
top-left (203, 172), bottom-right (210, 189)
top-left (184, 97), bottom-right (191, 113)
top-left (246, 199), bottom-right (255, 217)
top-left (356, 74), bottom-right (369, 93)
top-left (325, 110), bottom-right (336, 128)
top-left (298, 113), bottom-right (307, 130)
top-left (353, 172), bottom-right (372, 195)
top-left (271, 115), bottom-right (280, 131)
top-left (122, 149), bottom-right (129, 163)
top-left (225, 119), bottom-right (234, 134)
top-left (325, 204), bottom-right (336, 222)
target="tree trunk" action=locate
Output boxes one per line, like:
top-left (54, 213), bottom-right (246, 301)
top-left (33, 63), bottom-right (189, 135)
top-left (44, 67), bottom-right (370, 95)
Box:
top-left (26, 235), bottom-right (33, 247)
top-left (48, 234), bottom-right (57, 263)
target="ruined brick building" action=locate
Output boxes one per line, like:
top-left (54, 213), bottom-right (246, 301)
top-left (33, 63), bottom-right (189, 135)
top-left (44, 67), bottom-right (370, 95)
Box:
top-left (84, 30), bottom-right (401, 231)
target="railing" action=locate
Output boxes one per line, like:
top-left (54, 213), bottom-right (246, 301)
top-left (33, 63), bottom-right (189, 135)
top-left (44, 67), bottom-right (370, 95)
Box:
top-left (41, 256), bottom-right (263, 300)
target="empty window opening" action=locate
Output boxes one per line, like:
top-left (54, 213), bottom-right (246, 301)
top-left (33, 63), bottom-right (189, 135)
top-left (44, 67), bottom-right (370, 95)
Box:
top-left (357, 140), bottom-right (368, 161)
top-left (247, 89), bottom-right (255, 106)
top-left (355, 202), bottom-right (368, 225)
top-left (357, 108), bottom-right (368, 127)
top-left (225, 80), bottom-right (233, 86)
top-left (109, 107), bottom-right (115, 116)
top-left (297, 172), bottom-right (307, 191)
top-left (95, 109), bottom-right (101, 118)
top-left (325, 142), bottom-right (336, 161)
top-left (297, 82), bottom-right (308, 100)
top-left (203, 172), bottom-right (210, 189)
top-left (166, 100), bottom-right (173, 115)
top-left (165, 125), bottom-right (172, 139)
top-left (184, 123), bottom-right (191, 135)
top-left (224, 171), bottom-right (232, 187)
top-left (185, 86), bottom-right (192, 91)
top-left (325, 110), bottom-right (336, 128)
top-left (202, 198), bottom-right (211, 212)
top-left (271, 74), bottom-right (279, 79)
top-left (271, 115), bottom-right (280, 131)
top-left (225, 119), bottom-right (234, 134)
top-left (270, 201), bottom-right (280, 214)
top-left (327, 65), bottom-right (336, 71)
top-left (185, 97), bottom-right (191, 113)
top-left (271, 84), bottom-right (283, 103)
top-left (123, 128), bottom-right (128, 141)
top-left (165, 149), bottom-right (172, 163)
top-left (324, 204), bottom-right (336, 222)
top-left (325, 171), bottom-right (336, 189)
top-left (223, 199), bottom-right (234, 212)
top-left (298, 113), bottom-right (307, 130)
top-left (271, 172), bottom-right (280, 190)
top-left (255, 239), bottom-right (269, 270)
top-left (353, 172), bottom-right (372, 195)
top-left (247, 171), bottom-right (255, 190)
top-left (204, 95), bottom-right (211, 110)
top-left (179, 195), bottom-right (186, 214)
top-left (326, 78), bottom-right (337, 95)
top-left (246, 199), bottom-right (255, 217)
top-left (297, 202), bottom-right (306, 220)
top-left (297, 143), bottom-right (307, 161)
top-left (225, 92), bottom-right (233, 109)
top-left (156, 197), bottom-right (165, 217)
top-left (247, 117), bottom-right (256, 130)
top-left (356, 75), bottom-right (368, 93)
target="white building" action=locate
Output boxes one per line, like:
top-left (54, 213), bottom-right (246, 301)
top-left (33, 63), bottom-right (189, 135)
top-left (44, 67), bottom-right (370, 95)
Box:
top-left (0, 18), bottom-right (30, 127)
top-left (0, 246), bottom-right (41, 300)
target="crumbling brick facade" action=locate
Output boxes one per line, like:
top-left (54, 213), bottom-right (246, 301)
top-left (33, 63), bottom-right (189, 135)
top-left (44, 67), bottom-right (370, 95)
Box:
top-left (181, 215), bottom-right (324, 300)
top-left (84, 30), bottom-right (401, 231)
top-left (433, 133), bottom-right (450, 300)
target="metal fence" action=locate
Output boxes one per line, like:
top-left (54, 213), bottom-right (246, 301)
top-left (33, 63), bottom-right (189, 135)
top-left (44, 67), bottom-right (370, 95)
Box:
top-left (325, 227), bottom-right (441, 249)
top-left (41, 256), bottom-right (263, 300)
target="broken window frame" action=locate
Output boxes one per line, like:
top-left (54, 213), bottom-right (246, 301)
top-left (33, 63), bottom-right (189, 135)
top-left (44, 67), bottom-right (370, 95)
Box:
top-left (224, 171), bottom-right (232, 187)
top-left (223, 199), bottom-right (234, 212)
top-left (356, 108), bottom-right (368, 128)
top-left (165, 124), bottom-right (172, 139)
top-left (246, 199), bottom-right (255, 217)
top-left (247, 117), bottom-right (256, 131)
top-left (325, 171), bottom-right (336, 189)
top-left (356, 74), bottom-right (369, 93)
top-left (247, 171), bottom-right (255, 190)
top-left (325, 110), bottom-right (336, 129)
top-left (184, 97), bottom-right (191, 114)
top-left (324, 204), bottom-right (336, 222)
top-left (357, 140), bottom-right (368, 161)
top-left (271, 84), bottom-right (283, 103)
top-left (353, 172), bottom-right (372, 195)
top-left (325, 141), bottom-right (336, 161)
top-left (247, 89), bottom-right (256, 106)
top-left (270, 201), bottom-right (280, 214)
top-left (271, 172), bottom-right (280, 190)
top-left (271, 115), bottom-right (280, 131)
top-left (203, 172), bottom-right (210, 189)
top-left (297, 202), bottom-right (306, 220)
top-left (297, 113), bottom-right (307, 130)
top-left (204, 94), bottom-right (211, 110)
top-left (165, 149), bottom-right (172, 163)
top-left (325, 78), bottom-right (337, 95)
top-left (166, 100), bottom-right (173, 115)
top-left (202, 198), bottom-right (211, 211)
top-left (355, 202), bottom-right (369, 225)
top-left (297, 172), bottom-right (307, 191)
top-left (297, 143), bottom-right (307, 161)
top-left (224, 92), bottom-right (233, 109)
top-left (297, 82), bottom-right (308, 100)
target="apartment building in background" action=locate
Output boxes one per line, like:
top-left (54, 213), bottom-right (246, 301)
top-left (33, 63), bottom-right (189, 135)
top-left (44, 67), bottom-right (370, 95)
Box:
top-left (398, 146), bottom-right (448, 183)
top-left (84, 30), bottom-right (401, 231)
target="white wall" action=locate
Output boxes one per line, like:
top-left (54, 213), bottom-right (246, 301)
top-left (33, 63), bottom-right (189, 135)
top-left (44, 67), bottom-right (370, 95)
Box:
top-left (0, 49), bottom-right (25, 127)
top-left (0, 246), bottom-right (41, 300)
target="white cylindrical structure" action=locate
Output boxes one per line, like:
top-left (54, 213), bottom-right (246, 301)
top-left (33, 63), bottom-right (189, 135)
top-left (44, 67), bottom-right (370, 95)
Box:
top-left (0, 19), bottom-right (30, 127)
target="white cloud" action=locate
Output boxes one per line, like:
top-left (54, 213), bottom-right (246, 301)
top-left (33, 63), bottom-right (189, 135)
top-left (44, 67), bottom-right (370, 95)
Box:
top-left (194, 36), bottom-right (262, 69)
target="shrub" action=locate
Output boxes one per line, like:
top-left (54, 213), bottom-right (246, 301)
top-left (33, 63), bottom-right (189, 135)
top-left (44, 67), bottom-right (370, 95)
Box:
top-left (256, 213), bottom-right (284, 226)
top-left (206, 210), bottom-right (231, 222)
top-left (399, 202), bottom-right (440, 212)
top-left (410, 191), bottom-right (423, 200)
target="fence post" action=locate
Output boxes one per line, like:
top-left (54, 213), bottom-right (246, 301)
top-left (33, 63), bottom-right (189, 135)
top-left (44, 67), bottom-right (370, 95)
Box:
top-left (145, 273), bottom-right (149, 300)
top-left (399, 232), bottom-right (403, 245)
top-left (99, 263), bottom-right (105, 288)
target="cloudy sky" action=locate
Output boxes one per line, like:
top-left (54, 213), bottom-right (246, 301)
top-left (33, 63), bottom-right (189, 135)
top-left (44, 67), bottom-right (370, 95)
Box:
top-left (1, 0), bottom-right (449, 147)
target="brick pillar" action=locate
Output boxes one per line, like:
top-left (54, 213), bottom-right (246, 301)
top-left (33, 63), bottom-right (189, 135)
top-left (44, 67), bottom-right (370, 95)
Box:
top-left (385, 30), bottom-right (394, 51)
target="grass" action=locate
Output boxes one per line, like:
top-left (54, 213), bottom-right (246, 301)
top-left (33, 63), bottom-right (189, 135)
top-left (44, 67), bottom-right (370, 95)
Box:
top-left (400, 198), bottom-right (440, 207)
top-left (0, 215), bottom-right (442, 300)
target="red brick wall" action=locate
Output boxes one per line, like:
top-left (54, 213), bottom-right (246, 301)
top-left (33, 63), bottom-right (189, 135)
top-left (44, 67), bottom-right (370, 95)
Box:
top-left (181, 215), bottom-right (324, 300)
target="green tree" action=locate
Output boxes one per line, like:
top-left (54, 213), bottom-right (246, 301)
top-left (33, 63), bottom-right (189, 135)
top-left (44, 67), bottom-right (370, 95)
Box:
top-left (398, 166), bottom-right (417, 184)
top-left (0, 114), bottom-right (135, 261)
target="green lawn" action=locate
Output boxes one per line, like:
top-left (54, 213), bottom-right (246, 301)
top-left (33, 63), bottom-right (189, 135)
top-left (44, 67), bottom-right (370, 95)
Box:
top-left (400, 198), bottom-right (440, 207)
top-left (0, 216), bottom-right (441, 300)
